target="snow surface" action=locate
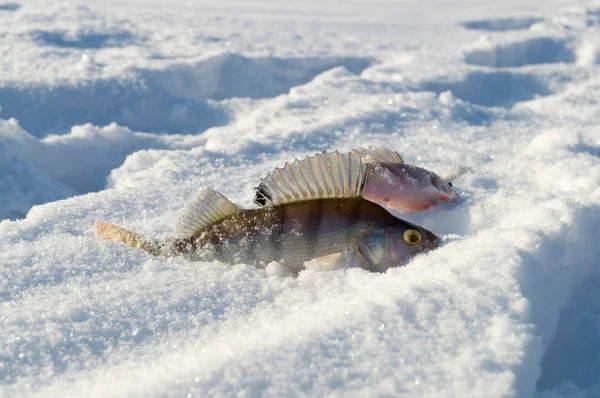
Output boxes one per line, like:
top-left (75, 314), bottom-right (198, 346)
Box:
top-left (0, 0), bottom-right (599, 396)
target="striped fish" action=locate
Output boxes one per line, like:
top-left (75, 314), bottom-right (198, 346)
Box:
top-left (96, 153), bottom-right (440, 273)
top-left (254, 146), bottom-right (470, 212)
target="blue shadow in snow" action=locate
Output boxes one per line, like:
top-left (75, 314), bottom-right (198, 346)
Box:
top-left (30, 29), bottom-right (136, 49)
top-left (141, 53), bottom-right (373, 101)
top-left (536, 204), bottom-right (600, 392)
top-left (572, 143), bottom-right (600, 158)
top-left (0, 80), bottom-right (229, 136)
top-left (464, 37), bottom-right (575, 68)
top-left (0, 3), bottom-right (20, 11)
top-left (0, 53), bottom-right (373, 137)
top-left (461, 17), bottom-right (542, 31)
top-left (421, 71), bottom-right (552, 108)
top-left (537, 275), bottom-right (600, 391)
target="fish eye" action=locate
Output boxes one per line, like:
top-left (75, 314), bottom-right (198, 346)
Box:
top-left (403, 229), bottom-right (422, 246)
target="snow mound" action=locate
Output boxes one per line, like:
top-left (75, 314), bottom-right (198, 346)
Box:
top-left (142, 53), bottom-right (373, 102)
top-left (0, 54), bottom-right (370, 137)
top-left (464, 37), bottom-right (576, 67)
top-left (0, 126), bottom-right (75, 220)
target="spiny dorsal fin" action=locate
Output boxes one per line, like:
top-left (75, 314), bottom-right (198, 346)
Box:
top-left (176, 187), bottom-right (239, 238)
top-left (254, 151), bottom-right (367, 206)
top-left (351, 146), bottom-right (404, 164)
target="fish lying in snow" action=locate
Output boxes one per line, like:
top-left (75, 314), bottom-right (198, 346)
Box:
top-left (96, 152), bottom-right (440, 273)
top-left (254, 146), bottom-right (470, 212)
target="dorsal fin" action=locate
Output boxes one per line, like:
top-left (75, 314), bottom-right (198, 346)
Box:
top-left (176, 187), bottom-right (239, 238)
top-left (351, 146), bottom-right (404, 164)
top-left (254, 151), bottom-right (367, 206)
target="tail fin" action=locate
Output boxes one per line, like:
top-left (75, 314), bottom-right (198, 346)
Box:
top-left (95, 221), bottom-right (161, 256)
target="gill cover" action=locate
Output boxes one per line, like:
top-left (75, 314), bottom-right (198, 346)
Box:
top-left (357, 229), bottom-right (387, 270)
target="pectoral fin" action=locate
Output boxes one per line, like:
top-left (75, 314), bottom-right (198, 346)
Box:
top-left (303, 247), bottom-right (374, 271)
top-left (436, 165), bottom-right (471, 185)
top-left (304, 252), bottom-right (348, 270)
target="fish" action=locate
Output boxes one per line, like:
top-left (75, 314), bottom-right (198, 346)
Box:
top-left (96, 152), bottom-right (440, 273)
top-left (254, 146), bottom-right (470, 212)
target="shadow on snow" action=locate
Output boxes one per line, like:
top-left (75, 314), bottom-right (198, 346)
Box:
top-left (0, 53), bottom-right (372, 137)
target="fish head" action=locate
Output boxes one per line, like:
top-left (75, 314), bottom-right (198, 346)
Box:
top-left (363, 163), bottom-right (456, 211)
top-left (358, 223), bottom-right (440, 271)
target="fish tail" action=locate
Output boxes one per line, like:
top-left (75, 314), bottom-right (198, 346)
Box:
top-left (95, 221), bottom-right (162, 256)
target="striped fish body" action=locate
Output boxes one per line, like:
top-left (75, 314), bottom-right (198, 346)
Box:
top-left (166, 198), bottom-right (438, 273)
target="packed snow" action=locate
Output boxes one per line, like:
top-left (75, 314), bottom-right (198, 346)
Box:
top-left (1, 0), bottom-right (599, 396)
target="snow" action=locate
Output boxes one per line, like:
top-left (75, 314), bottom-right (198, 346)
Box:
top-left (0, 0), bottom-right (599, 396)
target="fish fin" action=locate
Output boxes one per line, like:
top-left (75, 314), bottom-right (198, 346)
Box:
top-left (304, 252), bottom-right (347, 270)
top-left (254, 151), bottom-right (367, 206)
top-left (303, 247), bottom-right (373, 271)
top-left (351, 146), bottom-right (404, 164)
top-left (176, 187), bottom-right (239, 238)
top-left (96, 221), bottom-right (163, 256)
top-left (433, 165), bottom-right (471, 186)
top-left (96, 221), bottom-right (144, 248)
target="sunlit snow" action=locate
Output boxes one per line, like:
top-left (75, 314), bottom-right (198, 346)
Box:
top-left (1, 0), bottom-right (599, 397)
